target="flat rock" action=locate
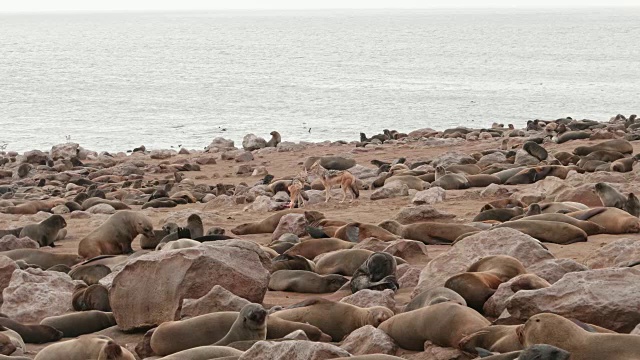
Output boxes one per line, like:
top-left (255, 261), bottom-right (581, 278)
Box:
top-left (180, 284), bottom-right (251, 318)
top-left (340, 289), bottom-right (396, 311)
top-left (554, 183), bottom-right (603, 207)
top-left (393, 205), bottom-right (456, 224)
top-left (431, 151), bottom-right (475, 168)
top-left (412, 187), bottom-right (445, 205)
top-left (507, 268), bottom-right (640, 332)
top-left (149, 149), bottom-right (176, 160)
top-left (235, 151), bottom-right (255, 163)
top-left (1, 268), bottom-right (76, 323)
top-left (340, 325), bottom-right (398, 355)
top-left (239, 340), bottom-right (350, 360)
top-left (412, 228), bottom-right (554, 298)
top-left (583, 238), bottom-right (640, 268)
top-left (109, 240), bottom-right (270, 331)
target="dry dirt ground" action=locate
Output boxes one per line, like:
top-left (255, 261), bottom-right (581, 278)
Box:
top-left (4, 136), bottom-right (640, 358)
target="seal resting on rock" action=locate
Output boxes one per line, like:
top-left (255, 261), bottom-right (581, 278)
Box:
top-left (40, 311), bottom-right (116, 338)
top-left (231, 209), bottom-right (316, 235)
top-left (78, 210), bottom-right (155, 259)
top-left (271, 298), bottom-right (393, 341)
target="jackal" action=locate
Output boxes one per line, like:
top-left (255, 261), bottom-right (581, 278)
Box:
top-left (288, 168), bottom-right (308, 209)
top-left (309, 161), bottom-right (359, 203)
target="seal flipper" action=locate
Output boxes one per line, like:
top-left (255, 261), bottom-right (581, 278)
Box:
top-left (571, 207), bottom-right (607, 221)
top-left (476, 347), bottom-right (494, 357)
top-left (344, 224), bottom-right (360, 243)
top-left (306, 226), bottom-right (329, 239)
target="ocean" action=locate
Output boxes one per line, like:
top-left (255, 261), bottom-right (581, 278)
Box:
top-left (1, 8), bottom-right (639, 153)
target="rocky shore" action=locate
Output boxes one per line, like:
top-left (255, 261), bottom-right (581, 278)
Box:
top-left (0, 114), bottom-right (640, 359)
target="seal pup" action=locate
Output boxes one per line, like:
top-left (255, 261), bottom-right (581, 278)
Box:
top-left (33, 335), bottom-right (136, 360)
top-left (271, 298), bottom-right (393, 341)
top-left (517, 313), bottom-right (640, 360)
top-left (268, 270), bottom-right (348, 293)
top-left (594, 183), bottom-right (640, 217)
top-left (333, 222), bottom-right (398, 242)
top-left (350, 252), bottom-right (398, 293)
top-left (231, 209), bottom-right (310, 235)
top-left (78, 210), bottom-right (154, 258)
top-left (458, 325), bottom-right (523, 354)
top-left (185, 214), bottom-right (204, 238)
top-left (378, 302), bottom-right (490, 351)
top-left (214, 303), bottom-right (268, 346)
top-left (18, 215), bottom-right (67, 247)
top-left (404, 287), bottom-right (467, 312)
top-left (315, 249), bottom-right (405, 276)
top-left (72, 284), bottom-right (111, 312)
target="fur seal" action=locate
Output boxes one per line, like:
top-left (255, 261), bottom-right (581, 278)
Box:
top-left (459, 325), bottom-right (523, 354)
top-left (555, 131), bottom-right (590, 144)
top-left (566, 207), bottom-right (640, 234)
top-left (432, 166), bottom-right (470, 190)
top-left (68, 264), bottom-right (111, 285)
top-left (517, 313), bottom-right (640, 360)
top-left (315, 249), bottom-right (405, 276)
top-left (518, 213), bottom-right (605, 235)
top-left (504, 167), bottom-right (552, 185)
top-left (18, 215), bottom-right (66, 247)
top-left (157, 238), bottom-right (201, 251)
top-left (481, 199), bottom-right (525, 211)
top-left (384, 175), bottom-right (427, 191)
top-left (378, 302), bottom-right (490, 351)
top-left (404, 286), bottom-right (467, 312)
top-left (214, 304), bottom-right (267, 346)
top-left (493, 220), bottom-right (587, 244)
top-left (157, 346), bottom-right (244, 360)
top-left (522, 141), bottom-right (548, 161)
top-left (575, 139), bottom-right (633, 156)
top-left (272, 298), bottom-right (393, 341)
top-left (185, 214), bottom-right (204, 239)
top-left (0, 318), bottom-right (62, 344)
top-left (140, 228), bottom-right (169, 249)
top-left (581, 150), bottom-right (625, 162)
top-left (350, 252), bottom-right (398, 293)
top-left (0, 228), bottom-right (22, 238)
top-left (141, 199), bottom-right (178, 209)
top-left (81, 198), bottom-right (131, 211)
top-left (151, 312), bottom-right (329, 356)
top-left (72, 284), bottom-right (111, 312)
top-left (466, 174), bottom-right (502, 187)
top-left (78, 210), bottom-right (155, 258)
top-left (271, 254), bottom-right (316, 272)
top-left (266, 131), bottom-right (282, 147)
top-left (333, 222), bottom-right (399, 242)
top-left (231, 209), bottom-right (311, 235)
top-left (303, 156), bottom-right (356, 171)
top-left (378, 220), bottom-right (480, 244)
top-left (0, 249), bottom-right (82, 269)
top-left (34, 335), bottom-right (135, 360)
top-left (474, 208), bottom-right (524, 222)
top-left (268, 270), bottom-right (348, 293)
top-left (40, 311), bottom-right (116, 338)
top-left (538, 202), bottom-right (588, 214)
top-left (445, 272), bottom-right (502, 312)
top-left (611, 156), bottom-right (638, 172)
top-left (594, 183), bottom-right (640, 217)
top-left (1, 200), bottom-right (64, 215)
top-left (283, 238), bottom-right (354, 259)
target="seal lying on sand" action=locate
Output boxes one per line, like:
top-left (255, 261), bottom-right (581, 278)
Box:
top-left (34, 335), bottom-right (135, 360)
top-left (78, 211), bottom-right (155, 258)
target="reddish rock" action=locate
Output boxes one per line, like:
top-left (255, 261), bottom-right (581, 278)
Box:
top-left (393, 205), bottom-right (456, 224)
top-left (340, 289), bottom-right (396, 311)
top-left (371, 182), bottom-right (409, 200)
top-left (109, 240), bottom-right (270, 331)
top-left (353, 238), bottom-right (388, 253)
top-left (483, 273), bottom-right (551, 318)
top-left (383, 240), bottom-right (429, 263)
top-left (180, 284), bottom-right (251, 318)
top-left (526, 258), bottom-right (588, 283)
top-left (50, 142), bottom-right (79, 160)
top-left (412, 228), bottom-right (554, 298)
top-left (507, 268), bottom-right (640, 332)
top-left (238, 340), bottom-right (350, 360)
top-left (554, 184), bottom-right (603, 207)
top-left (397, 264), bottom-right (421, 289)
top-left (340, 325), bottom-right (398, 355)
top-left (0, 235), bottom-right (39, 251)
top-left (272, 214), bottom-right (307, 241)
top-left (412, 187), bottom-right (445, 205)
top-left (583, 238), bottom-right (640, 269)
top-left (0, 256), bottom-right (17, 306)
top-left (0, 268), bottom-right (76, 323)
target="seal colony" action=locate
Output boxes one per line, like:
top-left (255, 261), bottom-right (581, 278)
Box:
top-left (1, 118), bottom-right (640, 358)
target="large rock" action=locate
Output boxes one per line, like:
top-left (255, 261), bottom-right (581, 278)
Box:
top-left (393, 205), bottom-right (456, 224)
top-left (109, 241), bottom-right (270, 331)
top-left (149, 149), bottom-right (176, 160)
top-left (412, 228), bottom-right (554, 298)
top-left (239, 340), bottom-right (350, 360)
top-left (370, 182), bottom-right (409, 200)
top-left (242, 134), bottom-right (267, 151)
top-left (412, 187), bottom-right (445, 205)
top-left (583, 238), bottom-right (640, 269)
top-left (235, 151), bottom-right (255, 163)
top-left (348, 165), bottom-right (378, 180)
top-left (50, 143), bottom-right (79, 159)
top-left (514, 149), bottom-right (540, 166)
top-left (0, 235), bottom-right (39, 251)
top-left (507, 268), bottom-right (640, 332)
top-left (554, 184), bottom-right (603, 207)
top-left (340, 325), bottom-right (397, 355)
top-left (383, 240), bottom-right (429, 263)
top-left (272, 214), bottom-right (308, 240)
top-left (526, 258), bottom-right (588, 283)
top-left (86, 203), bottom-right (116, 215)
top-left (0, 256), bottom-right (17, 306)
top-left (340, 289), bottom-right (396, 311)
top-left (483, 274), bottom-right (551, 318)
top-left (243, 195), bottom-right (284, 212)
top-left (21, 150), bottom-right (49, 165)
top-left (1, 268), bottom-right (76, 323)
top-left (431, 151), bottom-right (475, 167)
top-left (476, 152), bottom-right (507, 168)
top-left (180, 285), bottom-right (251, 318)
top-left (480, 183), bottom-right (510, 198)
top-left (205, 137), bottom-right (235, 152)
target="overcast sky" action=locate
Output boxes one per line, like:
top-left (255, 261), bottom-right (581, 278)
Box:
top-left (1, 0), bottom-right (638, 13)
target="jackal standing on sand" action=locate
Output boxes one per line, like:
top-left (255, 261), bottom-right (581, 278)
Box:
top-left (288, 168), bottom-right (308, 209)
top-left (309, 161), bottom-right (359, 203)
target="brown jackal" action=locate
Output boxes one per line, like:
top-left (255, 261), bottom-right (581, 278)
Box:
top-left (288, 168), bottom-right (308, 209)
top-left (309, 161), bottom-right (359, 203)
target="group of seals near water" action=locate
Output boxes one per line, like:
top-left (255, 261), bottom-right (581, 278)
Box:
top-left (1, 116), bottom-right (640, 358)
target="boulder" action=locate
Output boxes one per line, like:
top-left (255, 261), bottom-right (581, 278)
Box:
top-left (0, 256), bottom-right (17, 306)
top-left (242, 134), bottom-right (267, 151)
top-left (526, 258), bottom-right (588, 283)
top-left (238, 340), bottom-right (350, 360)
top-left (195, 156), bottom-right (217, 165)
top-left (149, 149), bottom-right (176, 160)
top-left (252, 166), bottom-right (269, 177)
top-left (205, 138), bottom-right (235, 152)
top-left (383, 240), bottom-right (429, 263)
top-left (204, 194), bottom-right (235, 209)
top-left (235, 151), bottom-right (255, 163)
top-left (277, 142), bottom-right (306, 152)
top-left (1, 268), bottom-right (76, 323)
top-left (408, 128), bottom-right (438, 138)
top-left (340, 325), bottom-right (398, 355)
top-left (21, 150), bottom-right (49, 165)
top-left (348, 165), bottom-right (378, 180)
top-left (340, 289), bottom-right (396, 311)
top-left (483, 274), bottom-right (551, 318)
top-left (370, 182), bottom-right (409, 200)
top-left (480, 183), bottom-right (510, 198)
top-left (397, 264), bottom-right (421, 289)
top-left (412, 228), bottom-right (554, 298)
top-left (431, 151), bottom-right (475, 168)
top-left (51, 205), bottom-right (70, 215)
top-left (86, 203), bottom-right (117, 215)
top-left (50, 143), bottom-right (79, 160)
top-left (272, 214), bottom-right (308, 240)
top-left (477, 152), bottom-right (507, 168)
top-left (235, 164), bottom-right (254, 175)
top-left (583, 238), bottom-right (640, 269)
top-left (412, 187), bottom-right (445, 205)
top-left (0, 235), bottom-right (39, 251)
top-left (511, 190), bottom-right (545, 205)
top-left (507, 268), bottom-right (640, 332)
top-left (109, 240), bottom-right (270, 331)
top-left (180, 285), bottom-right (251, 318)
top-left (243, 195), bottom-right (284, 212)
top-left (514, 149), bottom-right (540, 166)
top-left (554, 184), bottom-right (603, 207)
top-left (393, 205), bottom-right (456, 224)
